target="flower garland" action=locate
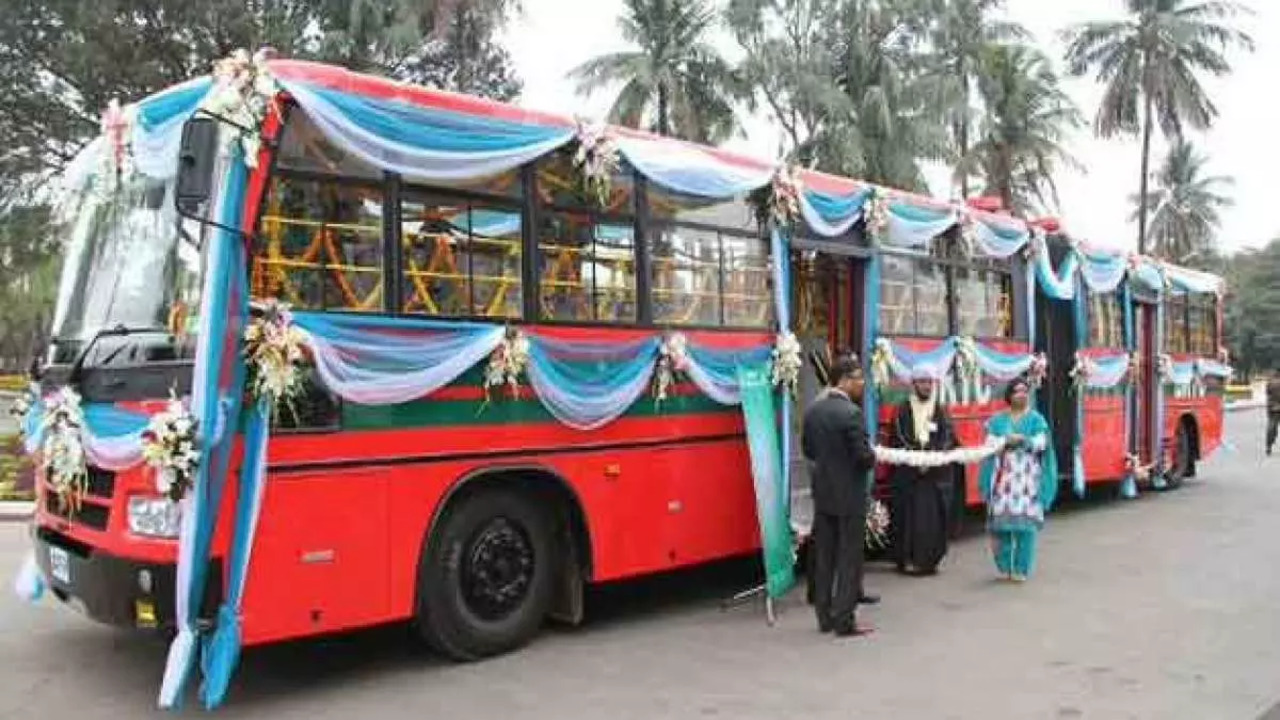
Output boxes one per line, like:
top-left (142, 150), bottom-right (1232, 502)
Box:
top-left (866, 499), bottom-right (891, 549)
top-left (484, 327), bottom-right (531, 401)
top-left (770, 331), bottom-right (802, 396)
top-left (1217, 346), bottom-right (1231, 366)
top-left (866, 188), bottom-right (891, 244)
top-left (957, 213), bottom-right (978, 257)
top-left (1069, 351), bottom-right (1097, 390)
top-left (1027, 353), bottom-right (1049, 388)
top-left (872, 436), bottom-right (1005, 469)
top-left (953, 336), bottom-right (980, 386)
top-left (654, 332), bottom-right (690, 405)
top-left (140, 393), bottom-right (200, 502)
top-left (97, 99), bottom-right (136, 196)
top-left (244, 299), bottom-right (308, 409)
top-left (750, 165), bottom-right (801, 230)
top-left (1156, 353), bottom-right (1174, 382)
top-left (8, 390), bottom-right (33, 441)
top-left (572, 120), bottom-right (620, 208)
top-left (40, 388), bottom-right (88, 513)
top-left (1125, 454), bottom-right (1153, 483)
top-left (201, 48), bottom-right (280, 167)
top-left (870, 338), bottom-right (895, 390)
top-left (1127, 351), bottom-right (1142, 381)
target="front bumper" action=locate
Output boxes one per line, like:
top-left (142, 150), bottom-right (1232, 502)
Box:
top-left (32, 526), bottom-right (222, 630)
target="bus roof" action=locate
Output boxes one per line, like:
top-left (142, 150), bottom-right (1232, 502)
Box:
top-left (111, 58), bottom-right (1225, 294)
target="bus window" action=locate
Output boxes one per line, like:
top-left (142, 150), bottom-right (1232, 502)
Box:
top-left (1087, 292), bottom-right (1124, 348)
top-left (650, 226), bottom-right (721, 326)
top-left (400, 195), bottom-right (523, 319)
top-left (879, 253), bottom-right (948, 336)
top-left (721, 234), bottom-right (772, 328)
top-left (954, 265), bottom-right (1014, 338)
top-left (1164, 296), bottom-right (1190, 354)
top-left (1188, 296), bottom-right (1217, 356)
top-left (255, 177), bottom-right (385, 312)
top-left (538, 213), bottom-right (637, 323)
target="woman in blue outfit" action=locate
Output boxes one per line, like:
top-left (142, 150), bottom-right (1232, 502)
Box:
top-left (979, 376), bottom-right (1058, 582)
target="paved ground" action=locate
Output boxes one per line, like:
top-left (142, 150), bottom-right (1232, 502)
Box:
top-left (1, 410), bottom-right (1278, 719)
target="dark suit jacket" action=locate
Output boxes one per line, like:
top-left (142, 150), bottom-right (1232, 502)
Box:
top-left (802, 390), bottom-right (877, 517)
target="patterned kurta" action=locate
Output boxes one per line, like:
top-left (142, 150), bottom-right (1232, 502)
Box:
top-left (987, 440), bottom-right (1047, 531)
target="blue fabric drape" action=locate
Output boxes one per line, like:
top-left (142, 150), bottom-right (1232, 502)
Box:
top-left (972, 343), bottom-right (1037, 382)
top-left (160, 157), bottom-right (249, 710)
top-left (1121, 285), bottom-right (1138, 498)
top-left (799, 187), bottom-right (870, 238)
top-left (281, 79), bottom-right (575, 183)
top-left (528, 336), bottom-right (660, 429)
top-left (132, 77), bottom-right (214, 179)
top-left (970, 218), bottom-right (1030, 259)
top-left (862, 255), bottom-right (882, 491)
top-left (885, 203), bottom-right (957, 249)
top-left (1071, 278), bottom-right (1088, 498)
top-left (615, 134), bottom-right (772, 199)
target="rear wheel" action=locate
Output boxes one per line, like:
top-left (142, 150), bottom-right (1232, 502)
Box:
top-left (1166, 421), bottom-right (1195, 489)
top-left (416, 488), bottom-right (556, 661)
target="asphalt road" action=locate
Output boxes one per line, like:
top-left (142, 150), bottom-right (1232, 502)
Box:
top-left (1, 410), bottom-right (1277, 720)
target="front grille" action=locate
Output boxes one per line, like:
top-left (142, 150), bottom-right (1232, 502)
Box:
top-left (85, 467), bottom-right (116, 498)
top-left (45, 494), bottom-right (110, 530)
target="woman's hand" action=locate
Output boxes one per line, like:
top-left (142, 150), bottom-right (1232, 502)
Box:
top-left (1006, 433), bottom-right (1025, 448)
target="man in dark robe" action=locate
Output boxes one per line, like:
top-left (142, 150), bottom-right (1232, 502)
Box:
top-left (888, 368), bottom-right (957, 576)
top-left (801, 354), bottom-right (878, 636)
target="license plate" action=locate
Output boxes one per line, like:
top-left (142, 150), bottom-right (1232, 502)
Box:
top-left (48, 547), bottom-right (70, 585)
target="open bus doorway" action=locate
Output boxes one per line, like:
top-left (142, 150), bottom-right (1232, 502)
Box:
top-left (1136, 300), bottom-right (1159, 465)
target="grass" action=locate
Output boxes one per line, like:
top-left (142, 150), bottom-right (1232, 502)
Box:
top-left (1225, 384), bottom-right (1254, 403)
top-left (0, 434), bottom-right (35, 501)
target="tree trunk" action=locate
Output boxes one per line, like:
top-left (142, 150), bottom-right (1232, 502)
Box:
top-left (1137, 91), bottom-right (1155, 256)
top-left (657, 83), bottom-right (670, 137)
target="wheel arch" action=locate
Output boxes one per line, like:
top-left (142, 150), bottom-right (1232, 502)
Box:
top-left (1180, 412), bottom-right (1201, 461)
top-left (424, 463), bottom-right (595, 582)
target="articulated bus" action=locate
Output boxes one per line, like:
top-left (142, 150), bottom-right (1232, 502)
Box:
top-left (23, 59), bottom-right (1225, 673)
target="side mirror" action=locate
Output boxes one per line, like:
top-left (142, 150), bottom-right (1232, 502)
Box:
top-left (175, 116), bottom-right (219, 219)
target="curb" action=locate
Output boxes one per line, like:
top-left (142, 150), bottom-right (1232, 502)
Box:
top-left (0, 501), bottom-right (33, 523)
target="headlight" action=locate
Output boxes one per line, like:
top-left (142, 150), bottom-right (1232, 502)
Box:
top-left (127, 497), bottom-right (182, 539)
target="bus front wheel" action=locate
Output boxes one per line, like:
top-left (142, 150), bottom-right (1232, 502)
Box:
top-left (416, 488), bottom-right (556, 661)
top-left (1166, 420), bottom-right (1196, 488)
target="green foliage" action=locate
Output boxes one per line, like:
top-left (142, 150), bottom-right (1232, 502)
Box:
top-left (1130, 139), bottom-right (1233, 263)
top-left (1221, 240), bottom-right (1280, 379)
top-left (0, 435), bottom-right (35, 501)
top-left (569, 0), bottom-right (742, 144)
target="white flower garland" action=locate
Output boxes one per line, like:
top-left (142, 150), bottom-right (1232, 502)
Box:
top-left (484, 327), bottom-right (531, 401)
top-left (1127, 351), bottom-right (1142, 381)
top-left (866, 188), bottom-right (891, 244)
top-left (654, 332), bottom-right (690, 404)
top-left (1217, 346), bottom-right (1231, 365)
top-left (1156, 353), bottom-right (1174, 381)
top-left (1125, 453), bottom-right (1153, 483)
top-left (40, 388), bottom-right (88, 513)
top-left (870, 337), bottom-right (895, 389)
top-left (1027, 353), bottom-right (1049, 388)
top-left (872, 436), bottom-right (1005, 469)
top-left (140, 393), bottom-right (200, 502)
top-left (244, 299), bottom-right (308, 407)
top-left (770, 330), bottom-right (802, 396)
top-left (1069, 351), bottom-right (1097, 389)
top-left (8, 390), bottom-right (33, 441)
top-left (957, 213), bottom-right (979, 257)
top-left (866, 499), bottom-right (891, 549)
top-left (96, 99), bottom-right (136, 197)
top-left (201, 48), bottom-right (280, 167)
top-left (953, 336), bottom-right (980, 386)
top-left (573, 120), bottom-right (620, 207)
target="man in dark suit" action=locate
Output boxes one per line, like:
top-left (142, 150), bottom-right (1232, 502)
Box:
top-left (801, 354), bottom-right (878, 636)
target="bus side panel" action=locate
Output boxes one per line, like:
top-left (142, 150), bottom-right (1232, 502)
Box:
top-left (241, 467), bottom-right (391, 646)
top-left (949, 402), bottom-right (1001, 507)
top-left (1082, 395), bottom-right (1127, 482)
top-left (1164, 394), bottom-right (1224, 460)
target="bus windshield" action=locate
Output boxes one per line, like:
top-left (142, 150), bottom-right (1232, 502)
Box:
top-left (49, 175), bottom-right (204, 364)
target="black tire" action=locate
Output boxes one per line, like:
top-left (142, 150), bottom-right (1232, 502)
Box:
top-left (1166, 421), bottom-right (1195, 489)
top-left (416, 488), bottom-right (557, 661)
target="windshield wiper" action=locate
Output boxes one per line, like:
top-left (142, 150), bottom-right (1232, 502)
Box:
top-left (67, 324), bottom-right (169, 388)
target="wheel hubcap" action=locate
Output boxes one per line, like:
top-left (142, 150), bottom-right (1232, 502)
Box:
top-left (460, 517), bottom-right (535, 621)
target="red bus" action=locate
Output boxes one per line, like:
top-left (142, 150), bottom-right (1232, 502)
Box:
top-left (18, 58), bottom-right (1226, 701)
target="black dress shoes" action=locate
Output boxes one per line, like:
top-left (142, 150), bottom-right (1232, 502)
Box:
top-left (857, 593), bottom-right (880, 605)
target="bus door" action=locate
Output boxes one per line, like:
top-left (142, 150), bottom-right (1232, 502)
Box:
top-left (1136, 300), bottom-right (1158, 463)
top-left (788, 249), bottom-right (864, 523)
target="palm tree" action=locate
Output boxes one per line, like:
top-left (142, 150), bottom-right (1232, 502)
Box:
top-left (827, 0), bottom-right (949, 191)
top-left (922, 0), bottom-right (1028, 198)
top-left (1061, 0), bottom-right (1253, 255)
top-left (962, 44), bottom-right (1083, 216)
top-left (1131, 139), bottom-right (1233, 262)
top-left (568, 0), bottom-right (740, 143)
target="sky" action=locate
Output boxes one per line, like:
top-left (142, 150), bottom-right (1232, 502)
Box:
top-left (502, 0), bottom-right (1280, 254)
